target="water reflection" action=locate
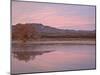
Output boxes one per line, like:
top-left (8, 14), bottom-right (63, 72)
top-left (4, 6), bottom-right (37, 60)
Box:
top-left (12, 43), bottom-right (41, 51)
top-left (12, 44), bottom-right (95, 74)
top-left (13, 50), bottom-right (53, 62)
top-left (12, 44), bottom-right (54, 62)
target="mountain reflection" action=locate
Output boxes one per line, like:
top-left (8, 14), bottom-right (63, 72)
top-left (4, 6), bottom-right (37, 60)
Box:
top-left (12, 50), bottom-right (53, 62)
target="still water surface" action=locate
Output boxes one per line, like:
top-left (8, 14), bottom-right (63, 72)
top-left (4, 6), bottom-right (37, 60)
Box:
top-left (11, 44), bottom-right (96, 74)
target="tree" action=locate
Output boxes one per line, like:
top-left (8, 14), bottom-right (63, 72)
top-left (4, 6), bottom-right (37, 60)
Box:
top-left (15, 23), bottom-right (39, 43)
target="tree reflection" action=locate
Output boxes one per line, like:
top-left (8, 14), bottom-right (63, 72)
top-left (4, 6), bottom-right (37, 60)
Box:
top-left (13, 50), bottom-right (53, 62)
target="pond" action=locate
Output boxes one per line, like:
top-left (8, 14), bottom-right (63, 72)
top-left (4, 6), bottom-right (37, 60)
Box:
top-left (11, 44), bottom-right (96, 74)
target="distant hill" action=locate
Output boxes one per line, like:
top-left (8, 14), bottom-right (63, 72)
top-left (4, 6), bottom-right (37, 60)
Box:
top-left (12, 23), bottom-right (96, 40)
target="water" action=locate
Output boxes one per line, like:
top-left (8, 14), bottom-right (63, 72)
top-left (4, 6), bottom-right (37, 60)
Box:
top-left (11, 44), bottom-right (96, 74)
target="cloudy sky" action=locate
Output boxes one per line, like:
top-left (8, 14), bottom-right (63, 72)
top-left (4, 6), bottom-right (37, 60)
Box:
top-left (12, 1), bottom-right (96, 30)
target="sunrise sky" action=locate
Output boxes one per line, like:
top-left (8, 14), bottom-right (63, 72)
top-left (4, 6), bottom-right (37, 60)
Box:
top-left (12, 1), bottom-right (96, 30)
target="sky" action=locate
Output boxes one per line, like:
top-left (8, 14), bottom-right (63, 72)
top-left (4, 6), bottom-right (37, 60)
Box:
top-left (12, 1), bottom-right (96, 30)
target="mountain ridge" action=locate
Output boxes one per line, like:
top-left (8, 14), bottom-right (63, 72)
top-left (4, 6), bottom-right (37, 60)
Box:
top-left (12, 23), bottom-right (96, 40)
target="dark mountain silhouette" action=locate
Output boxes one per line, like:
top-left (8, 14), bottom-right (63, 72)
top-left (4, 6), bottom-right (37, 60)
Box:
top-left (12, 23), bottom-right (96, 40)
top-left (12, 23), bottom-right (65, 33)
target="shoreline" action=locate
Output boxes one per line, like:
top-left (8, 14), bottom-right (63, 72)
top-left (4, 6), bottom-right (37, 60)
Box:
top-left (12, 40), bottom-right (96, 45)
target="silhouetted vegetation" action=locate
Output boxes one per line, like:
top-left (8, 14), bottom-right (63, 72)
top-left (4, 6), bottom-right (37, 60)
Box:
top-left (12, 23), bottom-right (40, 42)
